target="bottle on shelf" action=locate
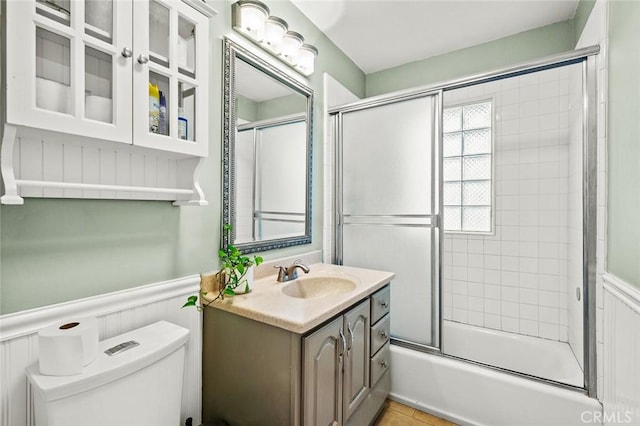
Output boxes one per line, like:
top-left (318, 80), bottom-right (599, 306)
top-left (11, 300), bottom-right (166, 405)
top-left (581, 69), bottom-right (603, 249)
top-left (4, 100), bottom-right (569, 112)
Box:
top-left (159, 91), bottom-right (167, 135)
top-left (178, 107), bottom-right (188, 140)
top-left (149, 83), bottom-right (160, 134)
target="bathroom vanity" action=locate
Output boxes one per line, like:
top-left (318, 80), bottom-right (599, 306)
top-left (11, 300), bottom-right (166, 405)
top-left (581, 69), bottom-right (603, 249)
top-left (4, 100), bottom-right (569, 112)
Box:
top-left (202, 263), bottom-right (393, 426)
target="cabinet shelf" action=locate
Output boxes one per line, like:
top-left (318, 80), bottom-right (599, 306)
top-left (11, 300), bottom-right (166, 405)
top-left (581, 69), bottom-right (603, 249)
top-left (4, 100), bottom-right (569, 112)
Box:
top-left (1, 124), bottom-right (207, 206)
top-left (17, 180), bottom-right (194, 196)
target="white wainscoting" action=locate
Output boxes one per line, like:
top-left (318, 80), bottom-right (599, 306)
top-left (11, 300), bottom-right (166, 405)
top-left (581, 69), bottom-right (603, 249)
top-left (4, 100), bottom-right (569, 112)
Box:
top-left (0, 275), bottom-right (202, 426)
top-left (602, 273), bottom-right (640, 426)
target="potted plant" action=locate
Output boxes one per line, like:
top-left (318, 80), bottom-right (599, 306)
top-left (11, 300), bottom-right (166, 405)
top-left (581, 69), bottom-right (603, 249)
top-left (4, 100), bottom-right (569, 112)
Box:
top-left (183, 224), bottom-right (263, 310)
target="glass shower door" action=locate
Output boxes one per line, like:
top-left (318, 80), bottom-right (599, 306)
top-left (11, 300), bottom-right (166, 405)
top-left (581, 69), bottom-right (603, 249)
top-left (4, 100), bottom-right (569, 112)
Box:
top-left (337, 95), bottom-right (439, 347)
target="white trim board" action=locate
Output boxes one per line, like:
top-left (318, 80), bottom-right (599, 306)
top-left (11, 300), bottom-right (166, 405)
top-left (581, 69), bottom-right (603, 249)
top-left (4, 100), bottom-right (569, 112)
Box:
top-left (603, 273), bottom-right (640, 314)
top-left (602, 270), bottom-right (640, 426)
top-left (0, 275), bottom-right (200, 341)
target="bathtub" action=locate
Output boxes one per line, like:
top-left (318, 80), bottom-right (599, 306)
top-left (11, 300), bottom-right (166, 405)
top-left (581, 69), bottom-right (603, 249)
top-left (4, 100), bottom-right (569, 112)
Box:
top-left (390, 321), bottom-right (602, 426)
top-left (442, 320), bottom-right (584, 387)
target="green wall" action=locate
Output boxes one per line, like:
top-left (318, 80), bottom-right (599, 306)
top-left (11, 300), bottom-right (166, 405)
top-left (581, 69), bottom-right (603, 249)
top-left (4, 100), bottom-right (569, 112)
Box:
top-left (607, 0), bottom-right (640, 287)
top-left (257, 94), bottom-right (307, 121)
top-left (238, 93), bottom-right (307, 122)
top-left (237, 95), bottom-right (259, 122)
top-left (4, 0), bottom-right (620, 314)
top-left (0, 0), bottom-right (365, 314)
top-left (365, 20), bottom-right (575, 97)
top-left (573, 0), bottom-right (597, 43)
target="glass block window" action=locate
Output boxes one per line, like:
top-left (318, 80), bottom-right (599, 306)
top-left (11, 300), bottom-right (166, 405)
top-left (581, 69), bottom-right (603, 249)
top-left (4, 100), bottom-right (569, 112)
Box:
top-left (443, 100), bottom-right (493, 232)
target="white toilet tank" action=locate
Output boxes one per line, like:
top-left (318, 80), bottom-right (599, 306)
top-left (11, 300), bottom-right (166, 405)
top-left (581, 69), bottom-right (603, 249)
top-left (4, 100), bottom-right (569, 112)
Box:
top-left (26, 321), bottom-right (190, 426)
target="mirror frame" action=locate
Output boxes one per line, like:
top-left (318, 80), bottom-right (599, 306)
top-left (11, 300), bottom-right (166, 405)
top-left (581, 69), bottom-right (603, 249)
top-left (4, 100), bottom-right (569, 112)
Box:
top-left (222, 37), bottom-right (314, 254)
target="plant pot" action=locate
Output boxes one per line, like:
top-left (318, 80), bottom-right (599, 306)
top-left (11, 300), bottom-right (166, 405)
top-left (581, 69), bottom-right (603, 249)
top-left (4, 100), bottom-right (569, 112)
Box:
top-left (232, 265), bottom-right (254, 294)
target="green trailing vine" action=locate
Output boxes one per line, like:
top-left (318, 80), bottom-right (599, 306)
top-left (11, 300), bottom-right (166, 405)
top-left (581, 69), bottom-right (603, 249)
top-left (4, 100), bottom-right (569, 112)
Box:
top-left (182, 224), bottom-right (263, 311)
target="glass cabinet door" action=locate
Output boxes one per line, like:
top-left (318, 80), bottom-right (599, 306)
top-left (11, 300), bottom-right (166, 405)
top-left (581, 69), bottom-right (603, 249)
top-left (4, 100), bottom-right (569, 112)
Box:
top-left (5, 0), bottom-right (133, 143)
top-left (132, 0), bottom-right (209, 157)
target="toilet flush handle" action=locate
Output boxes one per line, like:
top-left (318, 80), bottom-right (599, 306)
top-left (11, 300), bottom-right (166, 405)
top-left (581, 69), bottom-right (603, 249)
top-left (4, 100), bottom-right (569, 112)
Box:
top-left (104, 340), bottom-right (139, 356)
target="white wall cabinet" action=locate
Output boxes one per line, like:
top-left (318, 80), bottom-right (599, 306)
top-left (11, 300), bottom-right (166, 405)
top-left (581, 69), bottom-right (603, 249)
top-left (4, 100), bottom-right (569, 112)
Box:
top-left (1, 0), bottom-right (216, 205)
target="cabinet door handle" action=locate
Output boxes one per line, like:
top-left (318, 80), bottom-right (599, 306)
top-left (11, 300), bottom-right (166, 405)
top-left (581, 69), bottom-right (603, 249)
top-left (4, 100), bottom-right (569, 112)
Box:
top-left (380, 300), bottom-right (389, 308)
top-left (339, 328), bottom-right (347, 357)
top-left (121, 47), bottom-right (133, 58)
top-left (137, 54), bottom-right (149, 64)
top-left (346, 322), bottom-right (354, 351)
top-left (380, 360), bottom-right (388, 369)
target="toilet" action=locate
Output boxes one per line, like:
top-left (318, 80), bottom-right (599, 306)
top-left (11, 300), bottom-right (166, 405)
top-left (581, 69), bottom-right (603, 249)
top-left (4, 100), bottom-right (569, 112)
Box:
top-left (26, 321), bottom-right (190, 426)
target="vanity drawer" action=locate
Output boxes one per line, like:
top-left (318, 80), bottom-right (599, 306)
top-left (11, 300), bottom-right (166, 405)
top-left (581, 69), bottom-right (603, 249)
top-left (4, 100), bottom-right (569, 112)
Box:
top-left (370, 314), bottom-right (390, 356)
top-left (370, 342), bottom-right (390, 387)
top-left (370, 286), bottom-right (390, 324)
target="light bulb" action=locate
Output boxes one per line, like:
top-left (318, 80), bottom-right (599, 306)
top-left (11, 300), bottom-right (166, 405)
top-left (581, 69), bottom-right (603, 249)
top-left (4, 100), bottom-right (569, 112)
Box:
top-left (236, 0), bottom-right (269, 41)
top-left (263, 16), bottom-right (287, 51)
top-left (296, 44), bottom-right (318, 75)
top-left (280, 31), bottom-right (303, 63)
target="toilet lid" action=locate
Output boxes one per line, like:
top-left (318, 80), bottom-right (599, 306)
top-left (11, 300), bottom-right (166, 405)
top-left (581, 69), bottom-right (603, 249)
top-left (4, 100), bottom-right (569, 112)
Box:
top-left (26, 321), bottom-right (189, 401)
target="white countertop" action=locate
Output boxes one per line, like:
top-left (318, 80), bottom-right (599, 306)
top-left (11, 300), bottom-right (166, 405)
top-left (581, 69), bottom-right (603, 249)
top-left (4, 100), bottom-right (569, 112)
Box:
top-left (203, 263), bottom-right (394, 334)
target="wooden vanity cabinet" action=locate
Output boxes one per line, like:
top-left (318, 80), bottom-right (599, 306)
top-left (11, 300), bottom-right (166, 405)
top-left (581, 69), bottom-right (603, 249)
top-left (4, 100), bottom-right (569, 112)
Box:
top-left (303, 300), bottom-right (370, 425)
top-left (203, 284), bottom-right (391, 426)
top-left (345, 286), bottom-right (391, 426)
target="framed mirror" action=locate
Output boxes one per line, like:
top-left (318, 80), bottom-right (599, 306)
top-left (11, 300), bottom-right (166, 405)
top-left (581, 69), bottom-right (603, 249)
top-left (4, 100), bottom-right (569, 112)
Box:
top-left (222, 38), bottom-right (313, 253)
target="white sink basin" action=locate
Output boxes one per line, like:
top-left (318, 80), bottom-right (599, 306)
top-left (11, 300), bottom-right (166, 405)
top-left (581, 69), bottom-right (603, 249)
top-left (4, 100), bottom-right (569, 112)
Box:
top-left (281, 275), bottom-right (358, 299)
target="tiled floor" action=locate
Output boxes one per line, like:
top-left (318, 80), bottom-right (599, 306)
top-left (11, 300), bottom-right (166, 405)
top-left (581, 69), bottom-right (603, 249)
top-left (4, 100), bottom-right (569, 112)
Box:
top-left (374, 399), bottom-right (458, 426)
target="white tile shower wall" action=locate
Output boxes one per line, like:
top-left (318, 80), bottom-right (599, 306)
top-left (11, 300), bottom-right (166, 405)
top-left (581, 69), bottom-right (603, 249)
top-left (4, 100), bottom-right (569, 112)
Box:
top-left (443, 66), bottom-right (576, 342)
top-left (0, 276), bottom-right (202, 426)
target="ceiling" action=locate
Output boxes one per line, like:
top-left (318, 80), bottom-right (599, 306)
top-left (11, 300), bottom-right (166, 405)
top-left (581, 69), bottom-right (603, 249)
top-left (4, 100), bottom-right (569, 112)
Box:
top-left (236, 58), bottom-right (296, 102)
top-left (291, 0), bottom-right (579, 74)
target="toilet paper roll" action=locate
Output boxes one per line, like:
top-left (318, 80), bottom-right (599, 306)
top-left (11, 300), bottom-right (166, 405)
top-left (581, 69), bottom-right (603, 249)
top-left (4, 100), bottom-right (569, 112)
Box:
top-left (38, 317), bottom-right (99, 376)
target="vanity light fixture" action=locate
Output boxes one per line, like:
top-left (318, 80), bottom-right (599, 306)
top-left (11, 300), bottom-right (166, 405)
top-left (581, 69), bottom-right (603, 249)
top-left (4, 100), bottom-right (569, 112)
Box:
top-left (231, 0), bottom-right (318, 76)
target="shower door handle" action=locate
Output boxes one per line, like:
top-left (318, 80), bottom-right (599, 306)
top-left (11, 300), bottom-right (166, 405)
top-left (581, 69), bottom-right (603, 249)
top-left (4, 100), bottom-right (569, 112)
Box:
top-left (432, 215), bottom-right (440, 228)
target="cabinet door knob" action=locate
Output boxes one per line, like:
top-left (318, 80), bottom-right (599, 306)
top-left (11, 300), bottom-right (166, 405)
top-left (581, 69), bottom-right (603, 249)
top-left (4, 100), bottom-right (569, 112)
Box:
top-left (137, 54), bottom-right (149, 64)
top-left (380, 360), bottom-right (388, 368)
top-left (121, 47), bottom-right (133, 58)
top-left (380, 300), bottom-right (389, 308)
top-left (380, 330), bottom-right (388, 339)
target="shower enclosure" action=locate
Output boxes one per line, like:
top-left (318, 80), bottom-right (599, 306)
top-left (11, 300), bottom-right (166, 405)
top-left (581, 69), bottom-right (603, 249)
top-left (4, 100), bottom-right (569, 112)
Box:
top-left (331, 46), bottom-right (598, 395)
top-left (234, 117), bottom-right (307, 244)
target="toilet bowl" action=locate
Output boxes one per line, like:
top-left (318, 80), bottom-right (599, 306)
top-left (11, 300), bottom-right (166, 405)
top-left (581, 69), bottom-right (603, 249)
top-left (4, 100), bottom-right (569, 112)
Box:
top-left (26, 320), bottom-right (189, 426)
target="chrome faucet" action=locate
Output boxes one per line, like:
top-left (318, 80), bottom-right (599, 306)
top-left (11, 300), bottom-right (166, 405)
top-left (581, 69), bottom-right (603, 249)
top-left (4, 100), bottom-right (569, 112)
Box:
top-left (274, 259), bottom-right (310, 282)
